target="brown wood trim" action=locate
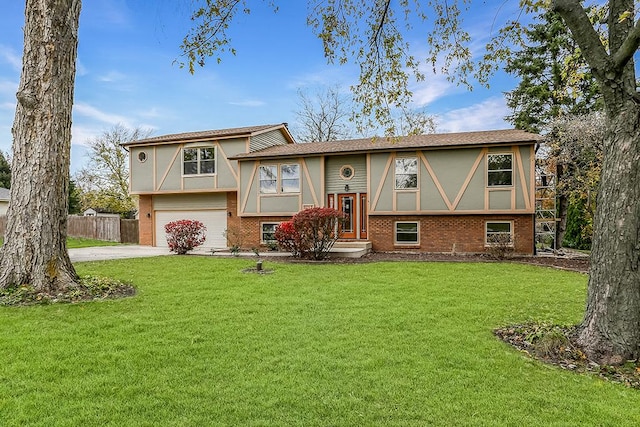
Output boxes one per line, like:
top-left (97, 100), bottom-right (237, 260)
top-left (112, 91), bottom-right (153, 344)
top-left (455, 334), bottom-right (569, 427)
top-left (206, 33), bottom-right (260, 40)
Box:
top-left (418, 151), bottom-right (454, 211)
top-left (216, 142), bottom-right (239, 182)
top-left (241, 163), bottom-right (258, 214)
top-left (371, 154), bottom-right (393, 211)
top-left (300, 158), bottom-right (319, 207)
top-left (514, 145), bottom-right (531, 210)
top-left (370, 209), bottom-right (534, 215)
top-left (157, 145), bottom-right (182, 192)
top-left (451, 148), bottom-right (486, 210)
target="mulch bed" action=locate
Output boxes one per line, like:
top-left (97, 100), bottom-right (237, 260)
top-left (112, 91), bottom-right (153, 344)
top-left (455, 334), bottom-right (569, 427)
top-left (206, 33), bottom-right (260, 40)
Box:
top-left (261, 251), bottom-right (590, 273)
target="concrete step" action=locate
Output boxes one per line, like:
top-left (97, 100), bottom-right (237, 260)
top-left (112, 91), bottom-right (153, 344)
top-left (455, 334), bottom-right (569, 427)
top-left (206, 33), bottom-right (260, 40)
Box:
top-left (329, 241), bottom-right (372, 258)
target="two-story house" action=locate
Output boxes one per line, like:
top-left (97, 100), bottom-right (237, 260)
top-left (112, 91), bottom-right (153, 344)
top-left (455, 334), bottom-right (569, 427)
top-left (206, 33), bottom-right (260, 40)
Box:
top-left (124, 123), bottom-right (542, 254)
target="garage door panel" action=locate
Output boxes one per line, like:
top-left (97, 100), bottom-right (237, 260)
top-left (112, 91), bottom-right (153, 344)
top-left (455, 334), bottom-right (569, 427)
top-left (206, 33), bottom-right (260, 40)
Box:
top-left (155, 210), bottom-right (227, 248)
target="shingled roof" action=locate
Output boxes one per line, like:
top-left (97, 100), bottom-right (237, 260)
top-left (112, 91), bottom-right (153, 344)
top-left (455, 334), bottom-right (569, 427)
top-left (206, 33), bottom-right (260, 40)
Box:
top-left (229, 129), bottom-right (542, 160)
top-left (122, 123), bottom-right (293, 146)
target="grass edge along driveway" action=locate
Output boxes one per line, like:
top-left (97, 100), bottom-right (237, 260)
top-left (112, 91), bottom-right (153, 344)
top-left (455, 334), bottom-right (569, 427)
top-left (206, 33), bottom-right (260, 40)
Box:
top-left (1, 256), bottom-right (639, 426)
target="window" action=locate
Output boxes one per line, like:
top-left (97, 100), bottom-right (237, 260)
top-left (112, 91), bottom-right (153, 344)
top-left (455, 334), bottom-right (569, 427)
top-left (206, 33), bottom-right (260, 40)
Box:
top-left (261, 223), bottom-right (279, 243)
top-left (259, 165), bottom-right (277, 194)
top-left (259, 163), bottom-right (300, 194)
top-left (281, 164), bottom-right (300, 193)
top-left (183, 147), bottom-right (215, 175)
top-left (486, 221), bottom-right (513, 245)
top-left (395, 221), bottom-right (419, 244)
top-left (395, 157), bottom-right (418, 189)
top-left (340, 165), bottom-right (355, 180)
top-left (137, 151), bottom-right (147, 163)
top-left (487, 153), bottom-right (513, 186)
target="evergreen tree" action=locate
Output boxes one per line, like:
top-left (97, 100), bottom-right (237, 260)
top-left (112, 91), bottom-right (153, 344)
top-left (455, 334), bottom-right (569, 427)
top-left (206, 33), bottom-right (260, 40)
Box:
top-left (504, 10), bottom-right (602, 133)
top-left (0, 151), bottom-right (10, 189)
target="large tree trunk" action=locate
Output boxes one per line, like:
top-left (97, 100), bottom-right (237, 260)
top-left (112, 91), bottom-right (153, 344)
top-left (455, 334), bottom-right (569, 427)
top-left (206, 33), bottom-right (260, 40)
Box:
top-left (0, 0), bottom-right (82, 292)
top-left (577, 99), bottom-right (640, 364)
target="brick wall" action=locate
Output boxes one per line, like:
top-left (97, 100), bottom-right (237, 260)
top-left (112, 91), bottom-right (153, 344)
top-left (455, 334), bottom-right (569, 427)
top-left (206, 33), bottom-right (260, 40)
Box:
top-left (369, 214), bottom-right (534, 255)
top-left (235, 215), bottom-right (293, 249)
top-left (138, 195), bottom-right (153, 245)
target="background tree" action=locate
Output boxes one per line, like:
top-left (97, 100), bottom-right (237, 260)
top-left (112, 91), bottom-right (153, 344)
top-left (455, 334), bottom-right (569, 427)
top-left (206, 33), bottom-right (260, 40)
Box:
top-left (181, 0), bottom-right (640, 364)
top-left (0, 0), bottom-right (81, 293)
top-left (68, 179), bottom-right (82, 215)
top-left (293, 85), bottom-right (353, 142)
top-left (0, 151), bottom-right (10, 189)
top-left (504, 9), bottom-right (602, 134)
top-left (74, 125), bottom-right (150, 218)
top-left (503, 9), bottom-right (603, 247)
top-left (544, 112), bottom-right (604, 249)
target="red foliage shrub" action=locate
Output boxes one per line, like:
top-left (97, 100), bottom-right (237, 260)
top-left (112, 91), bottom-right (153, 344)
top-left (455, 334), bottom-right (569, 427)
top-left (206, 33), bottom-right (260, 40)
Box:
top-left (275, 207), bottom-right (344, 260)
top-left (274, 220), bottom-right (302, 257)
top-left (164, 219), bottom-right (207, 254)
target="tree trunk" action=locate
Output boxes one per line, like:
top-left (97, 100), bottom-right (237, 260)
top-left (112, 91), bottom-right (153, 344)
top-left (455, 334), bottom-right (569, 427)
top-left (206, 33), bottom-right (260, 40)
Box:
top-left (577, 99), bottom-right (640, 364)
top-left (0, 0), bottom-right (82, 292)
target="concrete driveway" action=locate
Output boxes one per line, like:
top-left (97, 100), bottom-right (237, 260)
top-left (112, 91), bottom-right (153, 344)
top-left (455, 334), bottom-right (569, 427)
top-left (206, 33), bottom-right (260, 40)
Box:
top-left (69, 245), bottom-right (170, 262)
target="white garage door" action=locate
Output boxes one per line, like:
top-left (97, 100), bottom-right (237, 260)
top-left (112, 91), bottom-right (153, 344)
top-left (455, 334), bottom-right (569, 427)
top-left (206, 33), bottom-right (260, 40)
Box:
top-left (155, 210), bottom-right (227, 249)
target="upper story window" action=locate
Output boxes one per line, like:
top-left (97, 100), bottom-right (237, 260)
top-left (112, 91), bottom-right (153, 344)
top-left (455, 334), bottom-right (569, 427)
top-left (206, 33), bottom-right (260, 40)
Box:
top-left (259, 165), bottom-right (277, 193)
top-left (487, 153), bottom-right (513, 186)
top-left (395, 157), bottom-right (418, 189)
top-left (259, 164), bottom-right (300, 194)
top-left (281, 164), bottom-right (300, 193)
top-left (183, 147), bottom-right (215, 175)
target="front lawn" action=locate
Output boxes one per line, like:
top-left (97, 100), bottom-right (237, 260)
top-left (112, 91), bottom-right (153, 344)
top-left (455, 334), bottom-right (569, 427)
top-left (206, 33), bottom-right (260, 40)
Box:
top-left (1, 257), bottom-right (639, 425)
top-left (0, 236), bottom-right (121, 248)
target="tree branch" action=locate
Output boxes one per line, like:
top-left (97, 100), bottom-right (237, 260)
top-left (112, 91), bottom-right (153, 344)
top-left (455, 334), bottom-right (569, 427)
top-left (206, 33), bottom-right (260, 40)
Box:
top-left (612, 18), bottom-right (640, 70)
top-left (552, 0), bottom-right (610, 78)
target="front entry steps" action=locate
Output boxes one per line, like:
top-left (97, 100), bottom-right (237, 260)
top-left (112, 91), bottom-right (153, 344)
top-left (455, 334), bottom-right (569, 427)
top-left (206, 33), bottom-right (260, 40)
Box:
top-left (329, 241), bottom-right (372, 258)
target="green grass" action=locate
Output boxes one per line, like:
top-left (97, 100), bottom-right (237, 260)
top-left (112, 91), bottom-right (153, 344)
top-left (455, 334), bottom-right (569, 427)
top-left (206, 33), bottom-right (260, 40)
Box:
top-left (1, 257), bottom-right (639, 426)
top-left (66, 236), bottom-right (121, 248)
top-left (0, 236), bottom-right (120, 248)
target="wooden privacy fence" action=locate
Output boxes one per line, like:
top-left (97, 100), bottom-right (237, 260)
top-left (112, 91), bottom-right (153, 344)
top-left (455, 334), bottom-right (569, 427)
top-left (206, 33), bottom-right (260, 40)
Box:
top-left (0, 215), bottom-right (139, 244)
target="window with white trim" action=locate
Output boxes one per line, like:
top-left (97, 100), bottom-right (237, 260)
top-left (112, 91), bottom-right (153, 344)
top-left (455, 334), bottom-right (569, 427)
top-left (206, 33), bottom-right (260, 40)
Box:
top-left (183, 147), bottom-right (215, 175)
top-left (259, 165), bottom-right (277, 194)
top-left (259, 163), bottom-right (300, 194)
top-left (395, 157), bottom-right (418, 189)
top-left (281, 164), bottom-right (300, 193)
top-left (395, 221), bottom-right (419, 244)
top-left (485, 221), bottom-right (513, 246)
top-left (261, 223), bottom-right (279, 243)
top-left (487, 153), bottom-right (513, 186)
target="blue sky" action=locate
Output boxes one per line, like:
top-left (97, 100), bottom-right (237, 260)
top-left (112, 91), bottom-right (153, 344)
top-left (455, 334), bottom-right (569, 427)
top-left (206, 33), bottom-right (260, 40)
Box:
top-left (0, 1), bottom-right (524, 172)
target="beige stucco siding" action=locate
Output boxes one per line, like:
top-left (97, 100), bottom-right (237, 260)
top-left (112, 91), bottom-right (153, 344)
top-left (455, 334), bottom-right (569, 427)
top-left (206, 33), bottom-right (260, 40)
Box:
top-left (426, 149), bottom-right (482, 205)
top-left (368, 145), bottom-right (534, 214)
top-left (260, 195), bottom-right (299, 213)
top-left (369, 153), bottom-right (394, 212)
top-left (419, 167), bottom-right (449, 211)
top-left (152, 145), bottom-right (182, 192)
top-left (130, 147), bottom-right (155, 192)
top-left (396, 191), bottom-right (418, 211)
top-left (130, 139), bottom-right (245, 194)
top-left (153, 193), bottom-right (227, 210)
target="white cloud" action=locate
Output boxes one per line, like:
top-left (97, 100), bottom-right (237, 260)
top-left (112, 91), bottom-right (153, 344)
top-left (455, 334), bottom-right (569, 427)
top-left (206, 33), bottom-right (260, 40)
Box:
top-left (438, 97), bottom-right (511, 132)
top-left (229, 100), bottom-right (266, 107)
top-left (98, 70), bottom-right (126, 83)
top-left (73, 102), bottom-right (132, 127)
top-left (71, 125), bottom-right (102, 146)
top-left (0, 45), bottom-right (21, 71)
top-left (0, 79), bottom-right (18, 96)
top-left (410, 74), bottom-right (456, 107)
top-left (0, 101), bottom-right (16, 111)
